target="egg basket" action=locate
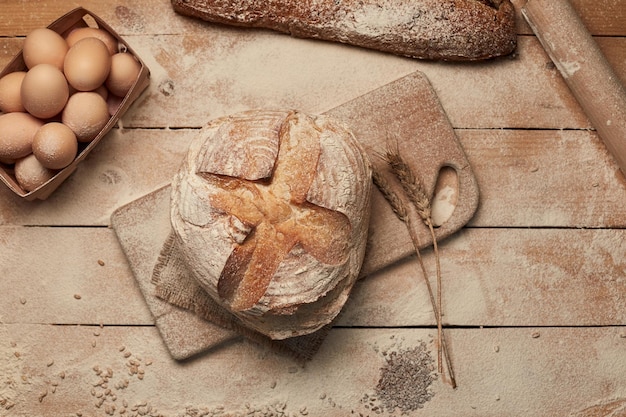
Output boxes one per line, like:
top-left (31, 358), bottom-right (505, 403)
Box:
top-left (0, 7), bottom-right (150, 200)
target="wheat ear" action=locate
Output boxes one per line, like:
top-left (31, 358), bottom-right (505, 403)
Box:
top-left (372, 169), bottom-right (456, 388)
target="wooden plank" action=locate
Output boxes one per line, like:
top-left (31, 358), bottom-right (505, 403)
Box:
top-left (2, 227), bottom-right (625, 327)
top-left (0, 324), bottom-right (625, 416)
top-left (2, 35), bottom-right (625, 131)
top-left (422, 36), bottom-right (626, 130)
top-left (5, 34), bottom-right (622, 130)
top-left (341, 227), bottom-right (626, 327)
top-left (1, 0), bottom-right (625, 37)
top-left (0, 226), bottom-right (153, 325)
top-left (0, 0), bottom-right (192, 36)
top-left (3, 128), bottom-right (626, 229)
top-left (2, 9), bottom-right (626, 132)
top-left (460, 128), bottom-right (626, 228)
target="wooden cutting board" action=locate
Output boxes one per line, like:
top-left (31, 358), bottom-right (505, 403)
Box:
top-left (111, 70), bottom-right (479, 360)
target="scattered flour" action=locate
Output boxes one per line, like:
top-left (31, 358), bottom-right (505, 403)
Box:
top-left (175, 402), bottom-right (310, 417)
top-left (557, 60), bottom-right (581, 78)
top-left (0, 320), bottom-right (22, 413)
top-left (431, 184), bottom-right (456, 227)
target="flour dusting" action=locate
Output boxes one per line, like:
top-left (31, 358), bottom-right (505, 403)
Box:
top-left (0, 322), bottom-right (20, 412)
top-left (431, 184), bottom-right (456, 227)
top-left (558, 60), bottom-right (581, 78)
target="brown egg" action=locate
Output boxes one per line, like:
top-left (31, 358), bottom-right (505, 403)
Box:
top-left (0, 112), bottom-right (44, 160)
top-left (66, 27), bottom-right (119, 55)
top-left (64, 37), bottom-right (112, 92)
top-left (106, 93), bottom-right (124, 116)
top-left (105, 52), bottom-right (141, 97)
top-left (0, 71), bottom-right (27, 113)
top-left (14, 153), bottom-right (57, 192)
top-left (22, 28), bottom-right (68, 70)
top-left (21, 64), bottom-right (69, 119)
top-left (94, 84), bottom-right (109, 101)
top-left (62, 92), bottom-right (110, 142)
top-left (32, 122), bottom-right (78, 169)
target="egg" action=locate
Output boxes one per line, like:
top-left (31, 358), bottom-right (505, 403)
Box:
top-left (62, 92), bottom-right (110, 142)
top-left (94, 84), bottom-right (109, 101)
top-left (0, 112), bottom-right (44, 160)
top-left (14, 153), bottom-right (56, 192)
top-left (22, 28), bottom-right (68, 70)
top-left (21, 64), bottom-right (69, 119)
top-left (32, 122), bottom-right (78, 170)
top-left (106, 93), bottom-right (124, 116)
top-left (65, 27), bottom-right (119, 55)
top-left (0, 71), bottom-right (27, 113)
top-left (64, 37), bottom-right (112, 92)
top-left (105, 52), bottom-right (141, 97)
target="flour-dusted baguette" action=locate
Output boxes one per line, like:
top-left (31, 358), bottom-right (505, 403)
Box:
top-left (171, 0), bottom-right (516, 60)
top-left (170, 110), bottom-right (372, 339)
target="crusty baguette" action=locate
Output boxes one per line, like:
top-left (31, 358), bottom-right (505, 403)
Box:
top-left (170, 110), bottom-right (372, 340)
top-left (171, 0), bottom-right (516, 60)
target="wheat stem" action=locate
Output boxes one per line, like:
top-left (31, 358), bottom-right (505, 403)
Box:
top-left (372, 168), bottom-right (456, 388)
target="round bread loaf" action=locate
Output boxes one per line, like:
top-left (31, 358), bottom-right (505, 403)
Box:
top-left (171, 110), bottom-right (372, 339)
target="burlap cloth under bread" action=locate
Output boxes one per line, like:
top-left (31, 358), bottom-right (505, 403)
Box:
top-left (151, 231), bottom-right (332, 360)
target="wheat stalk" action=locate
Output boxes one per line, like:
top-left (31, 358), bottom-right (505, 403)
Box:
top-left (372, 167), bottom-right (456, 389)
top-left (382, 150), bottom-right (452, 386)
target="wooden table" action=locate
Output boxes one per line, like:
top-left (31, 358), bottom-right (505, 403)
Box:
top-left (1, 1), bottom-right (626, 415)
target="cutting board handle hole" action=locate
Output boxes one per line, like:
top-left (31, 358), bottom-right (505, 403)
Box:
top-left (431, 165), bottom-right (458, 227)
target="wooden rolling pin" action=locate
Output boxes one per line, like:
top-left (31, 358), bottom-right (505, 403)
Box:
top-left (522, 0), bottom-right (626, 178)
top-left (172, 0), bottom-right (517, 60)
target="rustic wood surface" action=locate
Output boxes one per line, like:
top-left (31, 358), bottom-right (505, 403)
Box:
top-left (1, 1), bottom-right (626, 416)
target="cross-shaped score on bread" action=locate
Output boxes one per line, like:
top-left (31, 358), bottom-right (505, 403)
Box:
top-left (201, 113), bottom-right (352, 312)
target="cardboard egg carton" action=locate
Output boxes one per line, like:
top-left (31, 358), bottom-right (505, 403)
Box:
top-left (0, 7), bottom-right (150, 200)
